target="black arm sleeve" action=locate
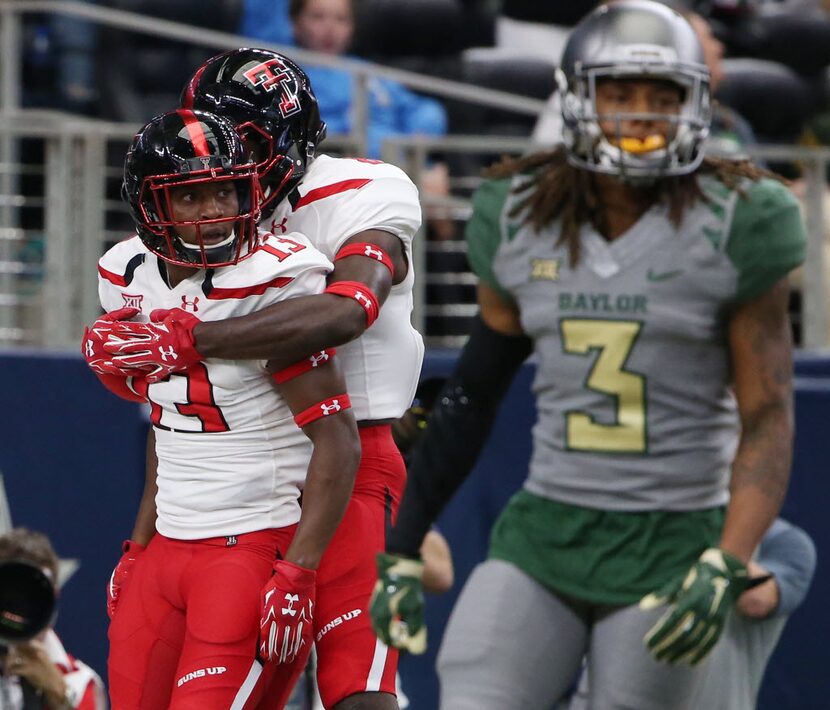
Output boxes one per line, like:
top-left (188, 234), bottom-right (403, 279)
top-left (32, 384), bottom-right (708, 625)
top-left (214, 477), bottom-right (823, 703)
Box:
top-left (386, 316), bottom-right (533, 557)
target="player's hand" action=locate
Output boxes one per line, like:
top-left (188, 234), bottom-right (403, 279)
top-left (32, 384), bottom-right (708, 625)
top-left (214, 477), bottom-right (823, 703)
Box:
top-left (81, 307), bottom-right (141, 376)
top-left (104, 308), bottom-right (203, 383)
top-left (259, 561), bottom-right (316, 665)
top-left (640, 547), bottom-right (749, 665)
top-left (107, 540), bottom-right (145, 619)
top-left (370, 552), bottom-right (427, 654)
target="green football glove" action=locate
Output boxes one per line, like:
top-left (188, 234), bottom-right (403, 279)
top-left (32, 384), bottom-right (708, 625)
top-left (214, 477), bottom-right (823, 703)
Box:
top-left (370, 552), bottom-right (427, 654)
top-left (640, 547), bottom-right (749, 666)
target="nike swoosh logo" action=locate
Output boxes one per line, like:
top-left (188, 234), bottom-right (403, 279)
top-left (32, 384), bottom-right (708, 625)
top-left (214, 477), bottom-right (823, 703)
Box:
top-left (647, 269), bottom-right (683, 282)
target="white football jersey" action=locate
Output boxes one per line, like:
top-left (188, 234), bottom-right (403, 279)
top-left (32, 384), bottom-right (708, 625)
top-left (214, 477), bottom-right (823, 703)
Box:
top-left (268, 154), bottom-right (425, 420)
top-left (98, 232), bottom-right (333, 540)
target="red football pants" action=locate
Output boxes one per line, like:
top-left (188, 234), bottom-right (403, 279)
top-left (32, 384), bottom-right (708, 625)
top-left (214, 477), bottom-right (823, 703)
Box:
top-left (108, 526), bottom-right (301, 710)
top-left (258, 424), bottom-right (407, 709)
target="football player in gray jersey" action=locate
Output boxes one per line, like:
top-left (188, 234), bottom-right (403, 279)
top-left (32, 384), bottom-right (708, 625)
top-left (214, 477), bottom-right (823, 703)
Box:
top-left (370, 1), bottom-right (807, 708)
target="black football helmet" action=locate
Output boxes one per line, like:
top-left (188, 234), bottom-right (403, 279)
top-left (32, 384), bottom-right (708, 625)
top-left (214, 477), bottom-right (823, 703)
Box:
top-left (181, 48), bottom-right (327, 218)
top-left (556, 0), bottom-right (711, 181)
top-left (122, 109), bottom-right (262, 267)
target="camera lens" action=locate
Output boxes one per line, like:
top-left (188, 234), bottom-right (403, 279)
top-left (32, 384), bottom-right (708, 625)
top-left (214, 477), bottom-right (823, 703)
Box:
top-left (0, 560), bottom-right (55, 644)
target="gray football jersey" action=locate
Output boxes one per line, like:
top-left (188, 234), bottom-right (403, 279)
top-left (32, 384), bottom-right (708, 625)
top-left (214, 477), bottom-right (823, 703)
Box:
top-left (466, 173), bottom-right (805, 511)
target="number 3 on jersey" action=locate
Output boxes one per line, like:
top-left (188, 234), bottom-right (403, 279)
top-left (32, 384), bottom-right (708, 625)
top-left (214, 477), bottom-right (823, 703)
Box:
top-left (560, 319), bottom-right (646, 453)
top-left (133, 364), bottom-right (230, 433)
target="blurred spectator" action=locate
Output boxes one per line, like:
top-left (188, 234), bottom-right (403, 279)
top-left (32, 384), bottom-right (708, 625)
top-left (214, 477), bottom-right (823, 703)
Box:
top-left (239, 0), bottom-right (293, 45)
top-left (287, 0), bottom-right (454, 237)
top-left (20, 2), bottom-right (98, 114)
top-left (715, 0), bottom-right (830, 77)
top-left (288, 0), bottom-right (448, 160)
top-left (50, 0), bottom-right (99, 115)
top-left (0, 528), bottom-right (106, 710)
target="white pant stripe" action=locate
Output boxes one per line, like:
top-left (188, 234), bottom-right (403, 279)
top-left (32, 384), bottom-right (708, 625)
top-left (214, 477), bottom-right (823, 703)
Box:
top-left (229, 660), bottom-right (262, 710)
top-left (365, 637), bottom-right (389, 692)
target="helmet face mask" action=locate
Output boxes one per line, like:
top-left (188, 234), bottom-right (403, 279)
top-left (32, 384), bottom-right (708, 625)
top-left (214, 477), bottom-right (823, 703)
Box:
top-left (123, 110), bottom-right (263, 268)
top-left (138, 167), bottom-right (261, 268)
top-left (557, 0), bottom-right (711, 183)
top-left (235, 119), bottom-right (301, 215)
top-left (182, 49), bottom-right (327, 219)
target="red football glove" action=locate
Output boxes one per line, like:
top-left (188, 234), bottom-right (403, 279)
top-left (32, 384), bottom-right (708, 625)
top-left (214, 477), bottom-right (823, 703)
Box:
top-left (81, 307), bottom-right (140, 376)
top-left (259, 561), bottom-right (316, 665)
top-left (103, 308), bottom-right (203, 383)
top-left (107, 540), bottom-right (145, 619)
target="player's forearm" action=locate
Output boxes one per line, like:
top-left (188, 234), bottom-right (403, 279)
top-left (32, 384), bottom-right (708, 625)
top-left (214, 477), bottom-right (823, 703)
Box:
top-left (193, 294), bottom-right (366, 367)
top-left (131, 428), bottom-right (158, 545)
top-left (284, 418), bottom-right (360, 569)
top-left (387, 317), bottom-right (532, 557)
top-left (721, 402), bottom-right (793, 564)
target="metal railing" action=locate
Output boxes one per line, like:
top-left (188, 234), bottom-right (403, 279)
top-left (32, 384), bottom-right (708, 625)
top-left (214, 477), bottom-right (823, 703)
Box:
top-left (0, 1), bottom-right (827, 349)
top-left (1, 112), bottom-right (825, 350)
top-left (0, 0), bottom-right (546, 156)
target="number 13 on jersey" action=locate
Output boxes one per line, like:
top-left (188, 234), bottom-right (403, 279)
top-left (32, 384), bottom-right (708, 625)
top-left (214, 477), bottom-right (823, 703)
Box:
top-left (560, 319), bottom-right (647, 454)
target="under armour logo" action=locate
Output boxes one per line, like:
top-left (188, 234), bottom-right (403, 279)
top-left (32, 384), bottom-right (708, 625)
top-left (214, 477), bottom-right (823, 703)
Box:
top-left (198, 157), bottom-right (212, 170)
top-left (363, 245), bottom-right (384, 261)
top-left (308, 351), bottom-right (329, 367)
top-left (353, 291), bottom-right (371, 312)
top-left (181, 295), bottom-right (200, 312)
top-left (274, 217), bottom-right (288, 234)
top-left (158, 346), bottom-right (178, 362)
top-left (84, 340), bottom-right (94, 357)
top-left (320, 400), bottom-right (342, 416)
top-left (282, 593), bottom-right (300, 617)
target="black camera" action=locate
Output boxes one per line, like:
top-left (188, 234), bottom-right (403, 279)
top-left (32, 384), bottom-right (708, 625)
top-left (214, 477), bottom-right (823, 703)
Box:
top-left (0, 559), bottom-right (56, 647)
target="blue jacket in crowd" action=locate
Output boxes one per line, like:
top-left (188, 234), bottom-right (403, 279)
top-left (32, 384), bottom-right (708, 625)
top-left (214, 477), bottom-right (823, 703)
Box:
top-left (239, 0), bottom-right (447, 158)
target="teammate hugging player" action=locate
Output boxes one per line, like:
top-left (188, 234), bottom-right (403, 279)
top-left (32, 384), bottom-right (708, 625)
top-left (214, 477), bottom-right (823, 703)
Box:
top-left (82, 109), bottom-right (360, 709)
top-left (87, 51), bottom-right (423, 710)
top-left (371, 2), bottom-right (806, 709)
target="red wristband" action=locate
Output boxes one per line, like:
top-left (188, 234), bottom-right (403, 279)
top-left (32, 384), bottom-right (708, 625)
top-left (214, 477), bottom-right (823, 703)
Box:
top-left (294, 394), bottom-right (351, 428)
top-left (324, 281), bottom-right (380, 327)
top-left (334, 242), bottom-right (394, 276)
top-left (271, 348), bottom-right (337, 384)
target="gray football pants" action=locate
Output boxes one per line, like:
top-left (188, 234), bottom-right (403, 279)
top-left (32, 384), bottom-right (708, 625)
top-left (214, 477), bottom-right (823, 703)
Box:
top-left (437, 559), bottom-right (709, 710)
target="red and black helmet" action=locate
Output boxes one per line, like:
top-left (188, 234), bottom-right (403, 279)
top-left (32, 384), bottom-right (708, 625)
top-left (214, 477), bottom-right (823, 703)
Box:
top-left (181, 48), bottom-right (327, 219)
top-left (122, 109), bottom-right (263, 267)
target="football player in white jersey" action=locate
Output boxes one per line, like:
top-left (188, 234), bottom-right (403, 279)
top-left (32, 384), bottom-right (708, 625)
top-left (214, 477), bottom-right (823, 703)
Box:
top-left (81, 109), bottom-right (360, 709)
top-left (90, 51), bottom-right (423, 710)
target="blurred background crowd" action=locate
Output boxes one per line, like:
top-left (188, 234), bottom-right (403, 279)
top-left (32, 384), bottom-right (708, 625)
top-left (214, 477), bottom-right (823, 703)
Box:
top-left (11, 0), bottom-right (830, 347)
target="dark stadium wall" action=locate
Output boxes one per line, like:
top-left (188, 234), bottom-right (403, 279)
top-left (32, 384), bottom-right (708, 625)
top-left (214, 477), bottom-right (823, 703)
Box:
top-left (0, 350), bottom-right (826, 709)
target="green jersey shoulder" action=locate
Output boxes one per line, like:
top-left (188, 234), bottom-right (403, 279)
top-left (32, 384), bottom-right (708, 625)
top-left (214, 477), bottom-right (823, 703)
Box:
top-left (701, 175), bottom-right (806, 303)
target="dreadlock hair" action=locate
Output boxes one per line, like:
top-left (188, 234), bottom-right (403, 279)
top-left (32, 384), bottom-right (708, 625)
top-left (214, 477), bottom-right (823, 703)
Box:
top-left (485, 145), bottom-right (780, 267)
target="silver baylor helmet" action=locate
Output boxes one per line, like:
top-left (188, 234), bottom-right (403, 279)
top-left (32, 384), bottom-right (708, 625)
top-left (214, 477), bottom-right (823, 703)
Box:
top-left (556, 0), bottom-right (711, 181)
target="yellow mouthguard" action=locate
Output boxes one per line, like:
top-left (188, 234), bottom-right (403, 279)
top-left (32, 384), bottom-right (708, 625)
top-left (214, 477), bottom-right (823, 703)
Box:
top-left (618, 135), bottom-right (666, 154)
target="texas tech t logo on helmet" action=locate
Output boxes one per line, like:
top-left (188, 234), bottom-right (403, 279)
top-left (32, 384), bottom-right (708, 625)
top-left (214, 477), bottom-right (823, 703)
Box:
top-left (182, 48), bottom-right (327, 218)
top-left (242, 59), bottom-right (302, 118)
